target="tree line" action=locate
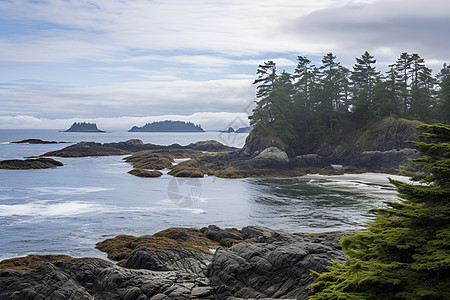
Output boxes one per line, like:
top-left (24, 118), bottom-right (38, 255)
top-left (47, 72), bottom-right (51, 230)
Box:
top-left (250, 51), bottom-right (450, 153)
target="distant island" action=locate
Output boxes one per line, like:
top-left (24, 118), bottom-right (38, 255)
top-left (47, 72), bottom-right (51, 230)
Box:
top-left (218, 126), bottom-right (253, 133)
top-left (63, 122), bottom-right (105, 133)
top-left (128, 120), bottom-right (205, 132)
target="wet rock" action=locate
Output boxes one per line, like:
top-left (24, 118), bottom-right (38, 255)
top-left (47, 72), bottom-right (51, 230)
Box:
top-left (0, 158), bottom-right (63, 169)
top-left (11, 139), bottom-right (68, 144)
top-left (0, 258), bottom-right (206, 300)
top-left (128, 169), bottom-right (163, 177)
top-left (125, 248), bottom-right (211, 275)
top-left (42, 142), bottom-right (130, 157)
top-left (208, 228), bottom-right (346, 299)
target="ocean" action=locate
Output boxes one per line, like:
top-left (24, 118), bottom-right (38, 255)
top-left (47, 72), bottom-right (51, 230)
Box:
top-left (0, 129), bottom-right (404, 261)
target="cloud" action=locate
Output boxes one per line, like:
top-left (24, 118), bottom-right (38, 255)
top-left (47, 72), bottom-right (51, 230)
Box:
top-left (280, 0), bottom-right (450, 68)
top-left (0, 78), bottom-right (256, 118)
top-left (0, 0), bottom-right (371, 63)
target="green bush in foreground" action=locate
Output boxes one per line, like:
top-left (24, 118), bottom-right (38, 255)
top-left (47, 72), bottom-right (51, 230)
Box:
top-left (310, 123), bottom-right (450, 299)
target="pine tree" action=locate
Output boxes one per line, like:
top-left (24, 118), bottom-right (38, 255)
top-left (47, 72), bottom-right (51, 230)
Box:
top-left (351, 51), bottom-right (380, 112)
top-left (310, 123), bottom-right (450, 299)
top-left (437, 63), bottom-right (450, 124)
top-left (250, 61), bottom-right (278, 128)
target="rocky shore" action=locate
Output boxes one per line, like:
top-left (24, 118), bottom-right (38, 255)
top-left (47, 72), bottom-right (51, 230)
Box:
top-left (15, 117), bottom-right (419, 177)
top-left (0, 226), bottom-right (347, 299)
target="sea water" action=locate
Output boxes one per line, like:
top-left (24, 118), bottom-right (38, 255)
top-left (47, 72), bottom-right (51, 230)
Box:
top-left (0, 129), bottom-right (403, 261)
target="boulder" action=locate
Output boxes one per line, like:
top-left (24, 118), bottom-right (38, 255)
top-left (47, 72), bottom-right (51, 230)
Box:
top-left (254, 147), bottom-right (289, 162)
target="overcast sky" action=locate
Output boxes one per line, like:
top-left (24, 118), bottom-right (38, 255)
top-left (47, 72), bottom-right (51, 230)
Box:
top-left (1, 0), bottom-right (449, 130)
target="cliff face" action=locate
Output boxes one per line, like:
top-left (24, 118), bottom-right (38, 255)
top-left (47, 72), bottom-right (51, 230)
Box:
top-left (240, 118), bottom-right (421, 172)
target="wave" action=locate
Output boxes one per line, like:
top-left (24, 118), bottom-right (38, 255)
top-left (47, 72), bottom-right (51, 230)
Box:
top-left (0, 200), bottom-right (104, 217)
top-left (31, 186), bottom-right (113, 195)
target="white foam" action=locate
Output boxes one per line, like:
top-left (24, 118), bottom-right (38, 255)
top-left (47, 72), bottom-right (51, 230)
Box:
top-left (0, 201), bottom-right (103, 217)
top-left (172, 158), bottom-right (191, 166)
top-left (31, 186), bottom-right (113, 195)
top-left (0, 142), bottom-right (10, 144)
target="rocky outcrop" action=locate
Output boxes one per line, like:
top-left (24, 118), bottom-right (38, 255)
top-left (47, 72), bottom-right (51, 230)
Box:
top-left (41, 140), bottom-right (236, 158)
top-left (11, 139), bottom-right (68, 144)
top-left (0, 158), bottom-right (63, 169)
top-left (42, 141), bottom-right (130, 157)
top-left (239, 134), bottom-right (295, 158)
top-left (0, 258), bottom-right (213, 300)
top-left (0, 226), bottom-right (346, 299)
top-left (255, 147), bottom-right (289, 162)
top-left (208, 228), bottom-right (346, 299)
top-left (128, 169), bottom-right (163, 177)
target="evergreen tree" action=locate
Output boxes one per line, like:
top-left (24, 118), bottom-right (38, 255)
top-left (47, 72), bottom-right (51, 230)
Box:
top-left (249, 61), bottom-right (278, 128)
top-left (437, 63), bottom-right (450, 124)
top-left (351, 51), bottom-right (380, 112)
top-left (392, 52), bottom-right (412, 114)
top-left (310, 123), bottom-right (450, 299)
top-left (409, 54), bottom-right (437, 122)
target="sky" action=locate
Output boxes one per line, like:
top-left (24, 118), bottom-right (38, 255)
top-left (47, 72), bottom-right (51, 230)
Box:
top-left (0, 0), bottom-right (449, 130)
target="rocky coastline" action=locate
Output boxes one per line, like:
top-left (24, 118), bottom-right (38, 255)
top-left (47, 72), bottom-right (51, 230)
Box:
top-left (0, 226), bottom-right (347, 299)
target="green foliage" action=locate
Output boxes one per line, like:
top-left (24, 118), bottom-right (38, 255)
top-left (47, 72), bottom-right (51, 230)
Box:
top-left (309, 123), bottom-right (450, 299)
top-left (250, 52), bottom-right (447, 155)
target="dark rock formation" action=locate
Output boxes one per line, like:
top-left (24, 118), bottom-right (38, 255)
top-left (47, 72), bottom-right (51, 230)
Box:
top-left (129, 120), bottom-right (204, 132)
top-left (64, 122), bottom-right (105, 132)
top-left (125, 248), bottom-right (211, 275)
top-left (11, 139), bottom-right (68, 144)
top-left (42, 142), bottom-right (130, 157)
top-left (0, 258), bottom-right (212, 300)
top-left (41, 140), bottom-right (236, 158)
top-left (128, 169), bottom-right (163, 177)
top-left (0, 158), bottom-right (63, 169)
top-left (0, 226), bottom-right (347, 299)
top-left (208, 227), bottom-right (346, 299)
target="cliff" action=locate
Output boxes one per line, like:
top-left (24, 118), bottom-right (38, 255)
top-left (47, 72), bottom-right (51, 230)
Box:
top-left (64, 122), bottom-right (105, 132)
top-left (129, 120), bottom-right (205, 132)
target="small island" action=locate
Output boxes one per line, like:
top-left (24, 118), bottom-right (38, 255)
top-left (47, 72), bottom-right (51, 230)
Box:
top-left (63, 122), bottom-right (105, 132)
top-left (128, 120), bottom-right (205, 132)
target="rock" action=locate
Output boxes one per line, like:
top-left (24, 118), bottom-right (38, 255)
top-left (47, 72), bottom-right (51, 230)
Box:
top-left (187, 140), bottom-right (237, 152)
top-left (254, 147), bottom-right (289, 162)
top-left (124, 151), bottom-right (174, 170)
top-left (207, 228), bottom-right (347, 299)
top-left (0, 158), bottom-right (63, 169)
top-left (0, 226), bottom-right (348, 299)
top-left (128, 169), bottom-right (163, 177)
top-left (239, 134), bottom-right (294, 158)
top-left (11, 139), bottom-right (68, 144)
top-left (0, 258), bottom-right (206, 300)
top-left (125, 248), bottom-right (211, 275)
top-left (0, 254), bottom-right (73, 271)
top-left (42, 142), bottom-right (130, 157)
top-left (168, 163), bottom-right (205, 177)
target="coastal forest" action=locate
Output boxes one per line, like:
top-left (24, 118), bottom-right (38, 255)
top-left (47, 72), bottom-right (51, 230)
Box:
top-left (250, 52), bottom-right (450, 154)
